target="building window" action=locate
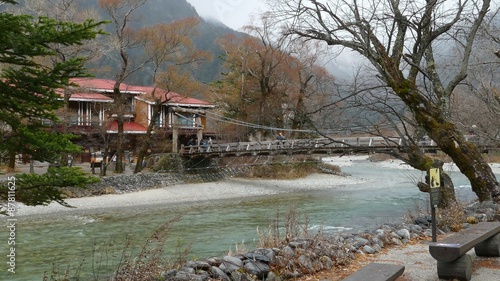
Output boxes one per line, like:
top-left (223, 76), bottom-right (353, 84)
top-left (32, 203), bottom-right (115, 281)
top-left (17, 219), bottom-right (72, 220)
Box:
top-left (151, 105), bottom-right (166, 127)
top-left (169, 112), bottom-right (196, 128)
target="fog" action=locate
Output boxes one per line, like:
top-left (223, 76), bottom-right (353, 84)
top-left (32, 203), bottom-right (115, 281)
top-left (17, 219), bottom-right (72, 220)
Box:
top-left (186, 0), bottom-right (266, 30)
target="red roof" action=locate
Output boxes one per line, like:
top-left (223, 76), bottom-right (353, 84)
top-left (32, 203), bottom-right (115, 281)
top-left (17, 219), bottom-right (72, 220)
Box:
top-left (134, 86), bottom-right (213, 107)
top-left (56, 88), bottom-right (114, 102)
top-left (70, 78), bottom-right (141, 94)
top-left (106, 121), bottom-right (147, 134)
top-left (69, 92), bottom-right (113, 102)
top-left (68, 78), bottom-right (214, 107)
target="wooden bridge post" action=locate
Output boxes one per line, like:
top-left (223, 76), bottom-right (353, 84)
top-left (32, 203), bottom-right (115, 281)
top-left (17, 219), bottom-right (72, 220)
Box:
top-left (196, 115), bottom-right (203, 145)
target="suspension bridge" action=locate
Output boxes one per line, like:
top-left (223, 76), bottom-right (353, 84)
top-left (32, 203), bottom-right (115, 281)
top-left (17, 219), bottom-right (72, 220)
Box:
top-left (179, 135), bottom-right (489, 158)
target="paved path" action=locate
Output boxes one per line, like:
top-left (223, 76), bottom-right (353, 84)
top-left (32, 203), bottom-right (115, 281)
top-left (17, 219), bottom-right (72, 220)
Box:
top-left (361, 236), bottom-right (500, 281)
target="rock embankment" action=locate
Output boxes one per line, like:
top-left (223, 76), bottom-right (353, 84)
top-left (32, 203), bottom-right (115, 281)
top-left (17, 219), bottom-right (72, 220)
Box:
top-left (161, 201), bottom-right (500, 281)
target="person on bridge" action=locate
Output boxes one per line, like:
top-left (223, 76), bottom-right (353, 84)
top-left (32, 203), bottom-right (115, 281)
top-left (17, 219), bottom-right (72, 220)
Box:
top-left (277, 132), bottom-right (285, 148)
top-left (201, 139), bottom-right (209, 152)
top-left (277, 132), bottom-right (285, 141)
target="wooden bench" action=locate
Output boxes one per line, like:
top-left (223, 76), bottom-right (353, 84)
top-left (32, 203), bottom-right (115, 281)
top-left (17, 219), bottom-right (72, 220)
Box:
top-left (341, 263), bottom-right (405, 281)
top-left (429, 221), bottom-right (500, 280)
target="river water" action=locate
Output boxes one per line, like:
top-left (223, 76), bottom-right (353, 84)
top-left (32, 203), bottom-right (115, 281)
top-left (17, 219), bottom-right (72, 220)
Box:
top-left (1, 157), bottom-right (492, 281)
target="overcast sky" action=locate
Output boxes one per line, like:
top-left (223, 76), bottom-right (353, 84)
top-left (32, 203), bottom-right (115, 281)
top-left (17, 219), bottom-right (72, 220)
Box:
top-left (186, 0), bottom-right (267, 31)
top-left (185, 0), bottom-right (355, 78)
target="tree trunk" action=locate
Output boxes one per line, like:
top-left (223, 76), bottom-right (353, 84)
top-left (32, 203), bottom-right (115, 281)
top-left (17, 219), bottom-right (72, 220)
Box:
top-left (101, 145), bottom-right (110, 177)
top-left (405, 144), bottom-right (457, 208)
top-left (7, 150), bottom-right (16, 172)
top-left (134, 124), bottom-right (154, 174)
top-left (134, 137), bottom-right (150, 173)
top-left (430, 124), bottom-right (499, 202)
top-left (60, 90), bottom-right (71, 167)
top-left (115, 118), bottom-right (124, 173)
top-left (399, 86), bottom-right (500, 202)
top-left (135, 104), bottom-right (162, 173)
top-left (418, 170), bottom-right (456, 208)
top-left (113, 82), bottom-right (126, 174)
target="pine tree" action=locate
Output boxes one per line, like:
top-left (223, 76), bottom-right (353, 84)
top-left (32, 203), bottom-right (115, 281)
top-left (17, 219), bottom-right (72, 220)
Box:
top-left (0, 2), bottom-right (106, 165)
top-left (1, 1), bottom-right (106, 207)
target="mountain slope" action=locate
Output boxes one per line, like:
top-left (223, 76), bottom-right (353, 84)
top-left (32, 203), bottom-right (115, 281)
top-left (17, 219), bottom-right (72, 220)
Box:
top-left (83, 0), bottom-right (240, 84)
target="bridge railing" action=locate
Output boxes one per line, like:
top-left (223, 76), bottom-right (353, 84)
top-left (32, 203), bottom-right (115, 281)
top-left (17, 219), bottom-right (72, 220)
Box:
top-left (179, 135), bottom-right (484, 156)
top-left (179, 137), bottom-right (399, 155)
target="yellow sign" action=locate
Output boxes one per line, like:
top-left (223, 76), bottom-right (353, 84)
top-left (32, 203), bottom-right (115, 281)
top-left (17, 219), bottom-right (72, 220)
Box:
top-left (429, 168), bottom-right (440, 188)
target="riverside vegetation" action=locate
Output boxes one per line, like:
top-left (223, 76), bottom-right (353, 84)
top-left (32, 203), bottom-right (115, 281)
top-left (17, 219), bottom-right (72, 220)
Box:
top-left (19, 154), bottom-right (500, 280)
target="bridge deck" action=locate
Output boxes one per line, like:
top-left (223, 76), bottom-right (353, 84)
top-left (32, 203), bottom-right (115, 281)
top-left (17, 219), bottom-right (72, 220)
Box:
top-left (180, 135), bottom-right (492, 157)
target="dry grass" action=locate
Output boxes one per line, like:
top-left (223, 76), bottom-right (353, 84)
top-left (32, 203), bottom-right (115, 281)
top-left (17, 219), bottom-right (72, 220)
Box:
top-left (367, 153), bottom-right (395, 162)
top-left (244, 161), bottom-right (320, 179)
top-left (227, 240), bottom-right (249, 256)
top-left (43, 217), bottom-right (190, 281)
top-left (402, 202), bottom-right (430, 224)
top-left (0, 165), bottom-right (20, 173)
top-left (483, 151), bottom-right (500, 163)
top-left (218, 155), bottom-right (326, 180)
top-left (320, 162), bottom-right (342, 173)
top-left (402, 201), bottom-right (468, 232)
top-left (257, 207), bottom-right (312, 249)
top-left (437, 201), bottom-right (467, 232)
top-left (113, 218), bottom-right (184, 281)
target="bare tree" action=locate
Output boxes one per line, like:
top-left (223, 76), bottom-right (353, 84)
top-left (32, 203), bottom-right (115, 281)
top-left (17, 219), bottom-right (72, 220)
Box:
top-left (216, 13), bottom-right (292, 139)
top-left (99, 0), bottom-right (148, 173)
top-left (284, 38), bottom-right (337, 137)
top-left (215, 13), bottom-right (336, 140)
top-left (453, 8), bottom-right (500, 146)
top-left (133, 17), bottom-right (209, 173)
top-left (342, 78), bottom-right (459, 207)
top-left (274, 0), bottom-right (500, 202)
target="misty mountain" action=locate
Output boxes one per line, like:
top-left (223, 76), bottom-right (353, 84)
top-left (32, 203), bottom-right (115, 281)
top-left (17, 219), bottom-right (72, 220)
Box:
top-left (86, 0), bottom-right (239, 85)
top-left (2, 0), bottom-right (239, 84)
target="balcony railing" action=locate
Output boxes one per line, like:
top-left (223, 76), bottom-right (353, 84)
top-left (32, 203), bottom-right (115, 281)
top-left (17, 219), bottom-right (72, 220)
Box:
top-left (109, 105), bottom-right (135, 118)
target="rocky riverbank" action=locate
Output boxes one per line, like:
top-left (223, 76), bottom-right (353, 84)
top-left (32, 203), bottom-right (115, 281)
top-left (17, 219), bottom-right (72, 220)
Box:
top-left (159, 201), bottom-right (500, 281)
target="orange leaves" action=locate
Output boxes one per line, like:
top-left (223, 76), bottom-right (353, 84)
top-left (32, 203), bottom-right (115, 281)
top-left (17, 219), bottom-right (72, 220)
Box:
top-left (98, 0), bottom-right (146, 10)
top-left (138, 17), bottom-right (210, 67)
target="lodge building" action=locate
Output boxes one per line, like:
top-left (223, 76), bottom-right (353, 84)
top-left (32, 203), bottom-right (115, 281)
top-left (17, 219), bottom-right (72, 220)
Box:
top-left (53, 78), bottom-right (215, 163)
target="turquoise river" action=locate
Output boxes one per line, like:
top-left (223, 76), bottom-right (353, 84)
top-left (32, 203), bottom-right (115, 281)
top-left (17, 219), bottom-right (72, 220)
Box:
top-left (1, 157), bottom-right (494, 281)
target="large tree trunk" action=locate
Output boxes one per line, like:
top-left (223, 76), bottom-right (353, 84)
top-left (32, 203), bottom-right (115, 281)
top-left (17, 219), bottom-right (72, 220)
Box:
top-left (418, 172), bottom-right (456, 208)
top-left (404, 144), bottom-right (457, 208)
top-left (400, 87), bottom-right (500, 202)
top-left (428, 123), bottom-right (499, 202)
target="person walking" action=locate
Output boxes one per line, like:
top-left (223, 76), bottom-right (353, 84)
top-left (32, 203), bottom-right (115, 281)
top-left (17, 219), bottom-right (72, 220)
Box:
top-left (276, 132), bottom-right (285, 148)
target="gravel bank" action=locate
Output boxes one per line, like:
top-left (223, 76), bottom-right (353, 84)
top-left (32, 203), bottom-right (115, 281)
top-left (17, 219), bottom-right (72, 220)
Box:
top-left (14, 173), bottom-right (368, 217)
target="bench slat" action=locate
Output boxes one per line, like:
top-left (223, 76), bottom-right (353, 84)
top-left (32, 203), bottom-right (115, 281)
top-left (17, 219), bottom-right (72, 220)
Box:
top-left (341, 263), bottom-right (405, 281)
top-left (429, 221), bottom-right (500, 262)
